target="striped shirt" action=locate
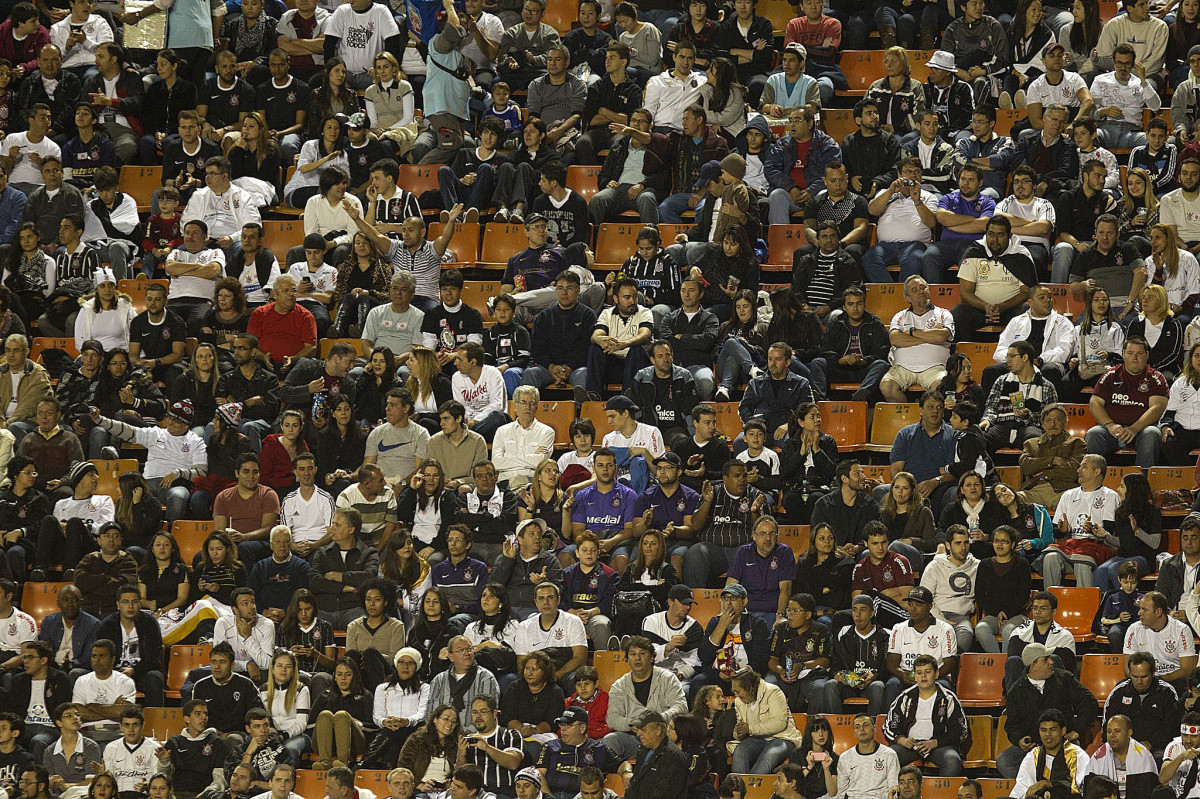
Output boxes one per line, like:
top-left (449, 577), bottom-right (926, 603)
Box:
top-left (463, 724), bottom-right (523, 790)
top-left (701, 484), bottom-right (766, 548)
top-left (336, 483), bottom-right (398, 541)
top-left (802, 251), bottom-right (839, 309)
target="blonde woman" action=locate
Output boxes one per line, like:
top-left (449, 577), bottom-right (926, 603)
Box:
top-left (864, 46), bottom-right (926, 141)
top-left (405, 346), bottom-right (452, 435)
top-left (261, 650), bottom-right (311, 761)
top-left (363, 53), bottom-right (418, 157)
top-left (516, 458), bottom-right (571, 566)
top-left (1145, 224), bottom-right (1200, 323)
top-left (1127, 284), bottom-right (1185, 379)
top-left (1117, 167), bottom-right (1158, 256)
top-left (1163, 342), bottom-right (1200, 465)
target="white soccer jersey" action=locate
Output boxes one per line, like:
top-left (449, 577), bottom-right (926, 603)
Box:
top-left (887, 618), bottom-right (958, 672)
top-left (1123, 617), bottom-right (1197, 675)
top-left (514, 610), bottom-right (587, 656)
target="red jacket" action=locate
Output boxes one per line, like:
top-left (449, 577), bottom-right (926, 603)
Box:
top-left (566, 689), bottom-right (612, 739)
top-left (0, 20), bottom-right (50, 76)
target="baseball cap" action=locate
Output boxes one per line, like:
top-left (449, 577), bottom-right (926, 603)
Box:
top-left (906, 586), bottom-right (933, 604)
top-left (721, 584), bottom-right (749, 599)
top-left (556, 706), bottom-right (589, 726)
top-left (1021, 642), bottom-right (1053, 667)
top-left (694, 160), bottom-right (723, 190)
top-left (668, 584), bottom-right (695, 605)
top-left (631, 710), bottom-right (666, 728)
top-left (655, 452), bottom-right (683, 468)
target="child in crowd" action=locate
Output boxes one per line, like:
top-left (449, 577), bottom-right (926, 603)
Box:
top-left (484, 293), bottom-right (531, 398)
top-left (565, 665), bottom-right (611, 739)
top-left (735, 419), bottom-right (780, 505)
top-left (1097, 559), bottom-right (1144, 653)
top-left (141, 185), bottom-right (183, 278)
top-left (484, 81), bottom-right (523, 150)
top-left (558, 417), bottom-right (597, 488)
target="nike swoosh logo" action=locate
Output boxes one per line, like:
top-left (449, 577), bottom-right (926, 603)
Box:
top-left (377, 441), bottom-right (411, 452)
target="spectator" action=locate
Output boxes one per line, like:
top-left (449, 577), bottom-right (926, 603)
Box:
top-left (1125, 590), bottom-right (1198, 689)
top-left (782, 0), bottom-right (845, 107)
top-left (881, 654), bottom-right (970, 776)
top-left (1078, 714), bottom-right (1159, 796)
top-left (1085, 336), bottom-right (1169, 467)
top-left (515, 583), bottom-right (587, 690)
top-left (1014, 103), bottom-right (1080, 204)
top-left (1102, 651), bottom-right (1180, 761)
top-left (311, 662), bottom-right (372, 768)
top-left (761, 44), bottom-right (819, 121)
top-left (884, 587), bottom-right (958, 710)
top-left (459, 696), bottom-right (522, 797)
top-left (862, 159), bottom-right (938, 284)
top-left (615, 4), bottom-right (662, 84)
top-left (93, 585), bottom-right (164, 707)
top-left (3, 105), bottom-right (60, 196)
top-left (1159, 710), bottom-right (1200, 795)
top-left (100, 707), bottom-right (160, 796)
top-left (162, 703), bottom-right (226, 792)
top-left (833, 714), bottom-right (900, 799)
top-left (73, 523), bottom-right (138, 620)
top-left (425, 635), bottom-right (499, 729)
top-left (311, 507), bottom-right (379, 628)
top-left (952, 216), bottom-right (1037, 344)
top-left (79, 43), bottom-right (141, 166)
top-left (602, 636), bottom-right (687, 761)
top-left (17, 46), bottom-right (81, 146)
top-left (692, 583), bottom-right (770, 697)
top-left (919, 527), bottom-right (979, 655)
top-left (321, 0), bottom-right (399, 89)
top-left (997, 645), bottom-right (1098, 778)
top-left (450, 343), bottom-right (508, 444)
top-left (1010, 708), bottom-right (1089, 797)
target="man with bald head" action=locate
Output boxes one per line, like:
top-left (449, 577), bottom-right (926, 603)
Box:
top-left (15, 44), bottom-right (82, 146)
top-left (37, 584), bottom-right (99, 682)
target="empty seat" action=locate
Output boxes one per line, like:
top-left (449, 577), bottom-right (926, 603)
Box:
top-left (166, 644), bottom-right (212, 699)
top-left (1048, 586), bottom-right (1100, 642)
top-left (864, 403), bottom-right (919, 453)
top-left (1080, 653), bottom-right (1127, 701)
top-left (957, 654), bottom-right (1007, 708)
top-left (594, 650), bottom-right (630, 692)
top-left (818, 400), bottom-right (867, 452)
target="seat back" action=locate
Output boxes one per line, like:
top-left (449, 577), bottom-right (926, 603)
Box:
top-left (461, 282), bottom-right (503, 316)
top-left (865, 283), bottom-right (907, 323)
top-left (957, 654), bottom-right (1006, 707)
top-left (692, 588), bottom-right (723, 628)
top-left (30, 337), bottom-right (79, 362)
top-left (821, 714), bottom-right (859, 755)
top-left (319, 338), bottom-right (364, 358)
top-left (20, 582), bottom-right (71, 626)
top-left (869, 403), bottom-right (920, 447)
top-left (118, 165), bottom-right (163, 212)
top-left (143, 707), bottom-right (186, 740)
top-left (594, 650), bottom-right (630, 691)
top-left (354, 770), bottom-right (393, 793)
top-left (779, 525), bottom-right (810, 556)
top-left (1061, 403), bottom-right (1096, 441)
top-left (172, 520), bottom-right (215, 565)
top-left (580, 401), bottom-right (613, 440)
top-left (820, 110), bottom-right (856, 145)
top-left (566, 165), bottom-right (604, 203)
top-left (839, 51), bottom-right (884, 95)
top-left (1080, 653), bottom-right (1127, 701)
top-left (979, 780), bottom-right (1016, 799)
top-left (261, 219), bottom-right (307, 266)
top-left (91, 459), bottom-right (140, 500)
top-left (730, 775), bottom-right (773, 799)
top-left (118, 278), bottom-right (170, 315)
top-left (428, 222), bottom-right (482, 267)
top-left (595, 223), bottom-right (644, 268)
top-left (480, 223), bottom-right (529, 267)
top-left (956, 342), bottom-right (996, 385)
top-left (710, 401), bottom-right (744, 442)
top-left (766, 225), bottom-right (808, 267)
top-left (1047, 586), bottom-right (1101, 641)
top-left (396, 165), bottom-right (441, 198)
top-left (818, 400), bottom-right (867, 451)
top-left (166, 644), bottom-right (212, 699)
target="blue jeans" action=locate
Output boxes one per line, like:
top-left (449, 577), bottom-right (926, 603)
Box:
top-left (1095, 555), bottom-right (1151, 593)
top-left (469, 410), bottom-right (510, 442)
top-left (715, 338), bottom-right (761, 391)
top-left (686, 365), bottom-right (715, 400)
top-left (768, 188), bottom-right (803, 225)
top-left (921, 238), bottom-right (975, 283)
top-left (765, 672), bottom-right (829, 713)
top-left (584, 343), bottom-right (650, 396)
top-left (1096, 124), bottom-right (1146, 150)
top-left (7, 420), bottom-right (35, 446)
top-left (731, 736), bottom-right (794, 773)
top-left (682, 542), bottom-right (740, 589)
top-left (862, 241), bottom-right (928, 283)
top-left (154, 481), bottom-right (191, 524)
top-left (807, 357), bottom-right (889, 400)
top-left (822, 679), bottom-right (886, 717)
top-left (501, 367), bottom-right (524, 397)
top-left (239, 419), bottom-right (273, 453)
top-left (1084, 424), bottom-right (1162, 468)
top-left (659, 192), bottom-right (695, 224)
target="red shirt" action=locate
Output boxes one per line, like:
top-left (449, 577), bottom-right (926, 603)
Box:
top-left (1092, 364), bottom-right (1169, 427)
top-left (212, 483), bottom-right (281, 534)
top-left (783, 15), bottom-right (841, 64)
top-left (247, 302), bottom-right (317, 364)
top-left (790, 139), bottom-right (811, 189)
top-left (851, 551), bottom-right (915, 594)
top-left (566, 689), bottom-right (611, 739)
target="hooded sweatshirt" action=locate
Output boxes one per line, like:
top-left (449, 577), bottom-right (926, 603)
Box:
top-left (919, 552), bottom-right (980, 621)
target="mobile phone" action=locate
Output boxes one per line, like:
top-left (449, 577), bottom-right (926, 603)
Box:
top-left (812, 752), bottom-right (826, 762)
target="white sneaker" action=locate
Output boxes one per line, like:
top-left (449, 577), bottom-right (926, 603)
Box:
top-left (714, 387), bottom-right (730, 401)
top-left (749, 366), bottom-right (763, 379)
top-left (1014, 89), bottom-right (1027, 109)
top-left (998, 91), bottom-right (1013, 109)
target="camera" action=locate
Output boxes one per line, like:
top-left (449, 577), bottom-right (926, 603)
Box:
top-left (902, 179), bottom-right (915, 187)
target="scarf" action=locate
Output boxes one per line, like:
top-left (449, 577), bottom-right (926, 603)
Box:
top-left (1034, 745), bottom-right (1081, 794)
top-left (962, 499), bottom-right (984, 531)
top-left (448, 663), bottom-right (479, 711)
top-left (16, 252), bottom-right (48, 292)
top-left (235, 13), bottom-right (269, 58)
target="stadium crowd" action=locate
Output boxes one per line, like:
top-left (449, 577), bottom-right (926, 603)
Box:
top-left (1, 0), bottom-right (1200, 797)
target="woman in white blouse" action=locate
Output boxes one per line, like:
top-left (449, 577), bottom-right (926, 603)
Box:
top-left (366, 647), bottom-right (431, 768)
top-left (1146, 225), bottom-right (1200, 325)
top-left (462, 583), bottom-right (522, 694)
top-left (260, 651), bottom-right (312, 761)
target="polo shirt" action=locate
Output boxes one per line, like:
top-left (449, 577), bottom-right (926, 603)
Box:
top-left (212, 484), bottom-right (281, 534)
top-left (247, 303), bottom-right (318, 364)
top-left (387, 239), bottom-right (440, 300)
top-left (594, 305), bottom-right (654, 359)
top-left (1070, 242), bottom-right (1145, 305)
top-left (502, 245), bottom-right (565, 291)
top-left (890, 421), bottom-right (957, 483)
top-left (803, 191), bottom-right (871, 238)
top-left (935, 191), bottom-right (996, 240)
top-left (571, 483), bottom-right (638, 537)
top-left (728, 542), bottom-right (797, 614)
top-left (1091, 364), bottom-right (1170, 426)
top-left (850, 551), bottom-right (915, 594)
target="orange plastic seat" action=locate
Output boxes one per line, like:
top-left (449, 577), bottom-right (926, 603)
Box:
top-left (460, 282), bottom-right (503, 316)
top-left (957, 342), bottom-right (996, 385)
top-left (118, 278), bottom-right (170, 314)
top-left (293, 769), bottom-right (328, 799)
top-left (260, 220), bottom-right (306, 267)
top-left (710, 402), bottom-right (744, 442)
top-left (1061, 403), bottom-right (1097, 441)
top-left (692, 588), bottom-right (723, 629)
top-left (319, 339), bottom-right (364, 358)
top-left (865, 283), bottom-right (908, 324)
top-left (779, 525), bottom-right (810, 555)
top-left (30, 337), bottom-right (80, 362)
top-left (818, 400), bottom-right (867, 452)
top-left (580, 401), bottom-right (613, 440)
top-left (838, 51), bottom-right (884, 96)
top-left (923, 778), bottom-right (962, 799)
top-left (730, 775), bottom-right (773, 799)
top-left (595, 223), bottom-right (644, 268)
top-left (1048, 586), bottom-right (1101, 642)
top-left (508, 400), bottom-right (576, 450)
top-left (91, 459), bottom-right (139, 500)
top-left (766, 225), bottom-right (808, 267)
top-left (20, 582), bottom-right (71, 626)
top-left (594, 650), bottom-right (631, 691)
top-left (821, 109), bottom-right (856, 145)
top-left (957, 653), bottom-right (1007, 708)
top-left (822, 713), bottom-right (859, 755)
top-left (143, 707), bottom-right (186, 740)
top-left (396, 165), bottom-right (440, 204)
top-left (979, 780), bottom-right (1016, 799)
top-left (964, 715), bottom-right (994, 768)
top-left (428, 221), bottom-right (482, 267)
top-left (566, 165), bottom-right (604, 203)
top-left (1080, 653), bottom-right (1127, 701)
top-left (864, 403), bottom-right (920, 453)
top-left (118, 165), bottom-right (163, 213)
top-left (172, 520), bottom-right (215, 566)
top-left (479, 223), bottom-right (529, 269)
top-left (166, 644), bottom-right (212, 699)
top-left (354, 771), bottom-right (392, 792)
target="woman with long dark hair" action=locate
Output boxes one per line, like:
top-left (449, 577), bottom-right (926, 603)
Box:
top-left (170, 342), bottom-right (219, 440)
top-left (191, 278), bottom-right (250, 370)
top-left (463, 582), bottom-right (520, 687)
top-left (491, 119), bottom-right (557, 223)
top-left (73, 272), bottom-right (134, 354)
top-left (713, 289), bottom-right (769, 401)
top-left (700, 57), bottom-right (747, 140)
top-left (310, 395), bottom-right (367, 496)
top-left (1094, 471), bottom-right (1161, 592)
top-left (396, 460), bottom-right (458, 562)
top-left (938, 471), bottom-right (1006, 557)
top-left (692, 685), bottom-right (736, 781)
top-left (778, 403), bottom-right (839, 523)
top-left (695, 224), bottom-right (761, 323)
top-left (785, 716), bottom-right (839, 799)
top-left (668, 713), bottom-right (719, 799)
top-left (308, 58), bottom-right (359, 135)
top-left (355, 346), bottom-right (397, 427)
top-left (1001, 0), bottom-right (1054, 102)
top-left (1118, 169), bottom-right (1159, 257)
top-left (278, 588), bottom-right (338, 680)
top-left (1169, 0), bottom-right (1200, 85)
top-left (937, 353), bottom-right (985, 422)
top-left (347, 577), bottom-right (408, 668)
top-left (138, 531), bottom-right (190, 624)
top-left (793, 523), bottom-right (851, 627)
top-left (86, 347), bottom-right (166, 457)
top-left (0, 456), bottom-right (49, 579)
top-left (139, 50), bottom-right (199, 165)
top-left (974, 525), bottom-right (1033, 654)
top-left (285, 112), bottom-right (350, 208)
top-left (664, 0), bottom-right (717, 68)
top-left (379, 528), bottom-right (432, 628)
top-left (114, 471), bottom-right (163, 559)
top-left (331, 236), bottom-right (391, 339)
top-left (259, 410), bottom-right (309, 494)
top-left (1059, 0), bottom-right (1101, 82)
top-left (366, 647), bottom-right (429, 768)
top-left (398, 703), bottom-right (462, 793)
top-left (993, 482), bottom-right (1054, 560)
top-left (1063, 287), bottom-right (1125, 400)
top-left (618, 529), bottom-right (679, 606)
top-left (408, 587), bottom-right (460, 682)
top-left (765, 289), bottom-right (822, 379)
top-left (517, 459), bottom-right (572, 566)
top-left (310, 656), bottom-right (374, 768)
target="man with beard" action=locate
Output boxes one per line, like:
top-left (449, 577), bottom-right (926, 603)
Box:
top-left (1161, 157), bottom-right (1200, 253)
top-left (216, 334), bottom-right (281, 452)
top-left (808, 287), bottom-right (890, 403)
top-left (1016, 403), bottom-right (1084, 513)
top-left (950, 215), bottom-right (1037, 343)
top-left (839, 98), bottom-right (900, 201)
top-left (1055, 168), bottom-right (1122, 287)
top-left (625, 342), bottom-right (696, 453)
top-left (921, 164), bottom-right (994, 284)
top-left (992, 166), bottom-right (1057, 274)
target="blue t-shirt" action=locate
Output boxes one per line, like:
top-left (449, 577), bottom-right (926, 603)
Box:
top-left (727, 542), bottom-right (797, 614)
top-left (633, 483), bottom-right (701, 531)
top-left (571, 483), bottom-right (638, 536)
top-left (890, 421), bottom-right (957, 484)
top-left (937, 191), bottom-right (996, 240)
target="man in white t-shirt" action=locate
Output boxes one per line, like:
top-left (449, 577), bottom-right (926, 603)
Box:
top-left (601, 394), bottom-right (665, 493)
top-left (515, 583), bottom-right (588, 690)
top-left (71, 638), bottom-right (136, 746)
top-left (1160, 710), bottom-right (1200, 797)
top-left (1024, 42), bottom-right (1094, 136)
top-left (280, 454), bottom-right (336, 549)
top-left (451, 343), bottom-right (509, 442)
top-left (1161, 158), bottom-right (1200, 249)
top-left (1, 104), bottom-right (61, 195)
top-left (459, 0), bottom-right (504, 87)
top-left (0, 580), bottom-right (37, 674)
top-left (883, 586), bottom-right (958, 710)
top-left (102, 707), bottom-right (161, 795)
top-left (862, 157), bottom-right (938, 283)
top-left (993, 164), bottom-right (1057, 269)
top-left (323, 0), bottom-right (401, 89)
top-left (583, 277), bottom-right (653, 398)
top-left (164, 219), bottom-right (226, 326)
top-left (1123, 590), bottom-right (1198, 688)
top-left (880, 276), bottom-right (955, 402)
top-left (1044, 454), bottom-right (1120, 587)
